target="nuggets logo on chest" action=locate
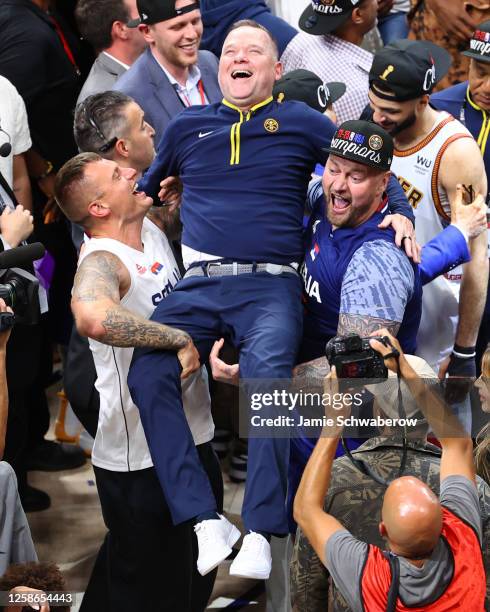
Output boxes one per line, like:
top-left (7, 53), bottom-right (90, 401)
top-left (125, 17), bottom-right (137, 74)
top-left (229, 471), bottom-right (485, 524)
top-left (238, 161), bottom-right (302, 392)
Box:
top-left (264, 118), bottom-right (279, 133)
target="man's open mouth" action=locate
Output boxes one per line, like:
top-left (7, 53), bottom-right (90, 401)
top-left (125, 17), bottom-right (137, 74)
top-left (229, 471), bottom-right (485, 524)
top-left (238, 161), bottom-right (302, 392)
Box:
top-left (231, 69), bottom-right (253, 79)
top-left (331, 194), bottom-right (351, 212)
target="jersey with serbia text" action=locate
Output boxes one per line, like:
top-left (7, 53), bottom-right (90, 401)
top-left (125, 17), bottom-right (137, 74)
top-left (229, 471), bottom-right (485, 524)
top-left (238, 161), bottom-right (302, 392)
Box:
top-left (79, 218), bottom-right (214, 472)
top-left (390, 112), bottom-right (473, 369)
top-left (301, 192), bottom-right (421, 357)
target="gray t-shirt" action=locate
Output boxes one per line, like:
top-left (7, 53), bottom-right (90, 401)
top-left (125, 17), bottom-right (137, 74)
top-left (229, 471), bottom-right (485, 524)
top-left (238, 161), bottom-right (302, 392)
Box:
top-left (325, 475), bottom-right (482, 611)
top-left (0, 462), bottom-right (38, 574)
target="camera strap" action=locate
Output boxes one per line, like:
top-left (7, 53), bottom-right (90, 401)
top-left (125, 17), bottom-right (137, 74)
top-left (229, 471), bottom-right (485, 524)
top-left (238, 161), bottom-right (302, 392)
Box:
top-left (0, 168), bottom-right (18, 213)
top-left (342, 353), bottom-right (408, 487)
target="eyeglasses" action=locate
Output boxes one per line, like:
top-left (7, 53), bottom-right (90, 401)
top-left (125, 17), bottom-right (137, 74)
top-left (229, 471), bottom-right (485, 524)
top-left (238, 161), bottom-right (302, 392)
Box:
top-left (85, 107), bottom-right (118, 153)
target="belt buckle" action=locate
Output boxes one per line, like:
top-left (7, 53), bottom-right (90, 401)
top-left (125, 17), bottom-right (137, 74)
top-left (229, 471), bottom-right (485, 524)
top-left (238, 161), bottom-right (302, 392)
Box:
top-left (265, 263), bottom-right (283, 275)
top-left (205, 261), bottom-right (222, 276)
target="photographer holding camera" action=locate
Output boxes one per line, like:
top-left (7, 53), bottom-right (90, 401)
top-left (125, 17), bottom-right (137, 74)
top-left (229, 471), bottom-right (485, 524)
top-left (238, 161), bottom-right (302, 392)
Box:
top-left (294, 330), bottom-right (486, 611)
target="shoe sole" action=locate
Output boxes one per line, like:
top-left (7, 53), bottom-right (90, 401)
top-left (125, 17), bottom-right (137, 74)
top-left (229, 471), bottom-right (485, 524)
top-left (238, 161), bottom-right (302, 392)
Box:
top-left (197, 524), bottom-right (241, 576)
top-left (229, 566), bottom-right (271, 580)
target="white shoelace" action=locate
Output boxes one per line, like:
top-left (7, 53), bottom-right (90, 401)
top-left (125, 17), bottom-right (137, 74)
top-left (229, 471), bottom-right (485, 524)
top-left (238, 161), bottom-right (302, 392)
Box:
top-left (241, 532), bottom-right (265, 552)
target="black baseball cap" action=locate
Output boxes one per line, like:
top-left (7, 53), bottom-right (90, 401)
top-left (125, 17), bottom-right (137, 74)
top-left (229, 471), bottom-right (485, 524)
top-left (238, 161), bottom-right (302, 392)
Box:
top-left (324, 120), bottom-right (393, 171)
top-left (462, 20), bottom-right (490, 63)
top-left (369, 39), bottom-right (451, 101)
top-left (127, 0), bottom-right (200, 27)
top-left (273, 70), bottom-right (346, 113)
top-left (299, 0), bottom-right (361, 36)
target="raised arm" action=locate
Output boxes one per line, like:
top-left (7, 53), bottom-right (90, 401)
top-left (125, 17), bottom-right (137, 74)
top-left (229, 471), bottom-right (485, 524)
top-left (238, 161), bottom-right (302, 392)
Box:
top-left (370, 331), bottom-right (476, 485)
top-left (293, 371), bottom-right (347, 563)
top-left (72, 251), bottom-right (199, 376)
top-left (439, 138), bottom-right (489, 365)
top-left (419, 185), bottom-right (487, 285)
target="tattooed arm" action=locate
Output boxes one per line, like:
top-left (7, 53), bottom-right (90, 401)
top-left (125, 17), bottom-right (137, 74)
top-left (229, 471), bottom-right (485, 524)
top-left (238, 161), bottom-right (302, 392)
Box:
top-left (337, 313), bottom-right (400, 337)
top-left (72, 250), bottom-right (190, 350)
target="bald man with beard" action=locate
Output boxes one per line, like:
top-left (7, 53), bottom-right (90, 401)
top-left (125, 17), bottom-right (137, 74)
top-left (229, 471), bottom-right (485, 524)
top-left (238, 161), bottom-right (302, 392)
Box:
top-left (294, 331), bottom-right (486, 611)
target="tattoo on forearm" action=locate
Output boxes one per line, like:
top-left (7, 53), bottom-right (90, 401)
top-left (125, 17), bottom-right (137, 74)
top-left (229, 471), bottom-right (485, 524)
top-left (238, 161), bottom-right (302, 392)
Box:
top-left (73, 251), bottom-right (121, 303)
top-left (74, 250), bottom-right (189, 351)
top-left (337, 314), bottom-right (400, 337)
top-left (101, 308), bottom-right (190, 350)
top-left (293, 357), bottom-right (329, 382)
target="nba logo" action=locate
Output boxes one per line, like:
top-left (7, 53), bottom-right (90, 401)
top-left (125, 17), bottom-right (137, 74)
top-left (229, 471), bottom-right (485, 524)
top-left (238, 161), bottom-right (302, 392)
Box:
top-left (151, 262), bottom-right (164, 275)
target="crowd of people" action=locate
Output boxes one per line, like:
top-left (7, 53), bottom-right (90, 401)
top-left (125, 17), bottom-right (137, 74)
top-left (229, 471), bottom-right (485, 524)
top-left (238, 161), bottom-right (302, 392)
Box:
top-left (0, 0), bottom-right (489, 610)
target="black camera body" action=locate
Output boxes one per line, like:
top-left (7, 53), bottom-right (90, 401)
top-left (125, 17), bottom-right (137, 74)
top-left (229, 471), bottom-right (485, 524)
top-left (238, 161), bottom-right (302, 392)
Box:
top-left (325, 333), bottom-right (390, 380)
top-left (0, 267), bottom-right (40, 326)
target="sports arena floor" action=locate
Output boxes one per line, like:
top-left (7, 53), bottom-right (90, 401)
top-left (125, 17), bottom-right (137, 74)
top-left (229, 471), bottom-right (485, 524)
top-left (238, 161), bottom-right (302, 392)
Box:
top-left (26, 380), bottom-right (271, 611)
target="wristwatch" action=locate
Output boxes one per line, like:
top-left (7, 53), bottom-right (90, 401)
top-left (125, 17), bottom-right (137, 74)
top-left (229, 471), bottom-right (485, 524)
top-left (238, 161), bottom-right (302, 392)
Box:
top-left (34, 160), bottom-right (54, 181)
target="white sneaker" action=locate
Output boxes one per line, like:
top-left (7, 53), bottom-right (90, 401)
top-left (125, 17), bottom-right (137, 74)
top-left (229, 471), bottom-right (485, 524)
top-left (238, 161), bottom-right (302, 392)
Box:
top-left (229, 532), bottom-right (272, 580)
top-left (194, 514), bottom-right (241, 576)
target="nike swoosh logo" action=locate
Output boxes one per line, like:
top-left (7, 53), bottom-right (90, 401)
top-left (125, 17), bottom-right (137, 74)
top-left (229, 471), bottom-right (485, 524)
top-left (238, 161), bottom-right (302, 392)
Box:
top-left (198, 131), bottom-right (214, 138)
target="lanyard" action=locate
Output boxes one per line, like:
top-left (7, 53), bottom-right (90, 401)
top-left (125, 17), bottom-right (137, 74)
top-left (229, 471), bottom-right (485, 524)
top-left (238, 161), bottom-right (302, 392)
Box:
top-left (177, 79), bottom-right (206, 107)
top-left (459, 98), bottom-right (468, 127)
top-left (48, 15), bottom-right (81, 76)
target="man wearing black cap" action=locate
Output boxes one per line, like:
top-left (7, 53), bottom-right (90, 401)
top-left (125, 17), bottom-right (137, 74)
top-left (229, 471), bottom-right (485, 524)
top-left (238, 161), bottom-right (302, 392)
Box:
top-left (281, 0), bottom-right (378, 124)
top-left (301, 119), bottom-right (421, 359)
top-left (368, 40), bottom-right (488, 385)
top-left (113, 0), bottom-right (221, 143)
top-left (273, 68), bottom-right (346, 124)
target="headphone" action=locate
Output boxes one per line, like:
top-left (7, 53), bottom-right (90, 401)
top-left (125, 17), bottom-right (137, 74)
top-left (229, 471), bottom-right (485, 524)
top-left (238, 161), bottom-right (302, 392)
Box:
top-left (0, 121), bottom-right (12, 158)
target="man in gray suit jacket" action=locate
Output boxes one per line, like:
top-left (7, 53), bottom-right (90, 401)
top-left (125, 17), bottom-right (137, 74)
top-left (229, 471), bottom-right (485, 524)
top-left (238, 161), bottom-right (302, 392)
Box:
top-left (75, 0), bottom-right (147, 105)
top-left (114, 0), bottom-right (221, 144)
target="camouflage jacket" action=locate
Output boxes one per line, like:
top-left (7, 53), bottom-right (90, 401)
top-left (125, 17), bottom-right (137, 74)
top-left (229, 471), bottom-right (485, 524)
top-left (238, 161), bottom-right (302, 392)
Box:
top-left (290, 437), bottom-right (490, 612)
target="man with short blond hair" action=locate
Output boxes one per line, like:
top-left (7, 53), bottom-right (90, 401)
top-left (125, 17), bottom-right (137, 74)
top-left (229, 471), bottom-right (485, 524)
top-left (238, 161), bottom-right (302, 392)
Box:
top-left (114, 0), bottom-right (221, 143)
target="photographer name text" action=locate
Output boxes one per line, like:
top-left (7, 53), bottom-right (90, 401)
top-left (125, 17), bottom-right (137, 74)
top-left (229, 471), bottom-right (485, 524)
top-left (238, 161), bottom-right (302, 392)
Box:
top-left (250, 415), bottom-right (419, 428)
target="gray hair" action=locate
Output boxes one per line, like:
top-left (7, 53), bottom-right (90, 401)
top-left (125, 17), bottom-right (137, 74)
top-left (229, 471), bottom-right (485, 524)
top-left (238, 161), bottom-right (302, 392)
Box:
top-left (74, 91), bottom-right (134, 157)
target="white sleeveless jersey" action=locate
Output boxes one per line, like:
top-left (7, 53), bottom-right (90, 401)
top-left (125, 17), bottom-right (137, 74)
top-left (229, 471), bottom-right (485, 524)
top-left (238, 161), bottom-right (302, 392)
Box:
top-left (390, 112), bottom-right (473, 369)
top-left (79, 218), bottom-right (214, 472)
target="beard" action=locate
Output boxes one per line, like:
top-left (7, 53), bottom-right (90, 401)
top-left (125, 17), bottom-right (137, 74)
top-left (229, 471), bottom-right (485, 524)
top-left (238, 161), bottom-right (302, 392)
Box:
top-left (326, 192), bottom-right (369, 229)
top-left (385, 111), bottom-right (417, 136)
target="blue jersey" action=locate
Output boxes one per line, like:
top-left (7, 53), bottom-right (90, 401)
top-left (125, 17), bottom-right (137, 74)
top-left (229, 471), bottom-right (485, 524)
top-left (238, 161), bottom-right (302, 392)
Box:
top-left (140, 98), bottom-right (337, 264)
top-left (301, 189), bottom-right (422, 354)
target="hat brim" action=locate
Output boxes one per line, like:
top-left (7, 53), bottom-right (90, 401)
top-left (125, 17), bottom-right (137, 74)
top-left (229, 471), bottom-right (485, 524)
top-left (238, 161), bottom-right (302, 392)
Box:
top-left (326, 81), bottom-right (347, 105)
top-left (321, 146), bottom-right (391, 171)
top-left (461, 49), bottom-right (490, 63)
top-left (298, 5), bottom-right (351, 35)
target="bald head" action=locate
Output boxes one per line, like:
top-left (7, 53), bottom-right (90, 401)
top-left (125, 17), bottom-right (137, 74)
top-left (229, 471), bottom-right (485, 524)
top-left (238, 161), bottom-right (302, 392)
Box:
top-left (380, 476), bottom-right (442, 560)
